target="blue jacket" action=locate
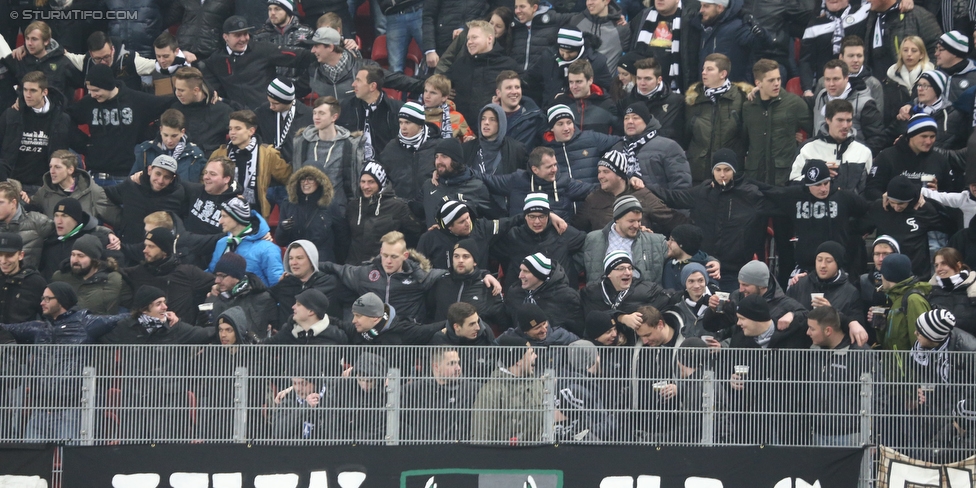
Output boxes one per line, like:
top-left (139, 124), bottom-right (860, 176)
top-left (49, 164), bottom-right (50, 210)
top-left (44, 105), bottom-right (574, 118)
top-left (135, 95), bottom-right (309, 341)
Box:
top-left (541, 128), bottom-right (621, 186)
top-left (131, 137), bottom-right (208, 184)
top-left (689, 0), bottom-right (757, 83)
top-left (208, 213), bottom-right (284, 287)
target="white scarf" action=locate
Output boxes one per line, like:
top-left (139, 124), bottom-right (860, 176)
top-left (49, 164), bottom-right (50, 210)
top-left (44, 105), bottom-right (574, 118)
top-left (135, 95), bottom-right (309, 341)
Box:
top-left (31, 97), bottom-right (50, 114)
top-left (820, 83), bottom-right (852, 115)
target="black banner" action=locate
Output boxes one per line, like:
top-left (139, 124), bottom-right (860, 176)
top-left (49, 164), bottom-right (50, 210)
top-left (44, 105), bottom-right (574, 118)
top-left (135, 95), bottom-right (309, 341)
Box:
top-left (0, 443), bottom-right (55, 482)
top-left (63, 444), bottom-right (862, 487)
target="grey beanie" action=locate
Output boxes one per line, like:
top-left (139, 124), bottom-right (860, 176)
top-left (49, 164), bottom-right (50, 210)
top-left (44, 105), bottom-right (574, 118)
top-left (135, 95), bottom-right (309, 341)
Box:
top-left (738, 260), bottom-right (769, 288)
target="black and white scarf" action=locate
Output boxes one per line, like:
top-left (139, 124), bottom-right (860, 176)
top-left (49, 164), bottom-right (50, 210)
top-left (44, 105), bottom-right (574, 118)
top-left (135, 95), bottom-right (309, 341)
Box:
top-left (275, 106), bottom-right (295, 150)
top-left (229, 137), bottom-right (259, 205)
top-left (601, 278), bottom-right (630, 309)
top-left (910, 339), bottom-right (951, 383)
top-left (320, 51), bottom-right (351, 83)
top-left (823, 5), bottom-right (852, 54)
top-left (913, 95), bottom-right (946, 116)
top-left (936, 270), bottom-right (969, 290)
top-left (155, 49), bottom-right (191, 74)
top-left (623, 129), bottom-right (657, 174)
top-left (704, 79), bottom-right (731, 102)
top-left (161, 134), bottom-right (188, 161)
top-left (557, 46), bottom-right (585, 77)
top-left (363, 93), bottom-right (385, 160)
top-left (439, 103), bottom-right (453, 138)
top-left (635, 3), bottom-right (682, 84)
top-left (399, 124), bottom-right (430, 151)
top-left (138, 314), bottom-right (168, 334)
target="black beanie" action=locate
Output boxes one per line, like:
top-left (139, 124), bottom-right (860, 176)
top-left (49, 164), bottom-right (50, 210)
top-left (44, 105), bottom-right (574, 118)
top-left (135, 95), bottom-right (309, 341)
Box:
top-left (296, 289), bottom-right (330, 319)
top-left (72, 234), bottom-right (103, 260)
top-left (132, 285), bottom-right (166, 312)
top-left (584, 311), bottom-right (616, 340)
top-left (454, 238), bottom-right (480, 263)
top-left (145, 229), bottom-right (175, 256)
top-left (887, 175), bottom-right (918, 203)
top-left (436, 138), bottom-right (464, 164)
top-left (517, 303), bottom-right (548, 331)
top-left (54, 198), bottom-right (87, 226)
top-left (736, 294), bottom-right (771, 322)
top-left (86, 64), bottom-right (116, 91)
top-left (624, 102), bottom-right (652, 125)
top-left (669, 224), bottom-right (703, 256)
top-left (46, 282), bottom-right (78, 310)
top-left (815, 240), bottom-right (846, 267)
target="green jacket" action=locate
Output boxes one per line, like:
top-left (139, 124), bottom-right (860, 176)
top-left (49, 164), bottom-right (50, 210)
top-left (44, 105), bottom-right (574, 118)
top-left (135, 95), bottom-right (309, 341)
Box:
top-left (52, 264), bottom-right (125, 315)
top-left (684, 81), bottom-right (751, 182)
top-left (470, 369), bottom-right (545, 444)
top-left (741, 91), bottom-right (813, 186)
top-left (884, 278), bottom-right (932, 351)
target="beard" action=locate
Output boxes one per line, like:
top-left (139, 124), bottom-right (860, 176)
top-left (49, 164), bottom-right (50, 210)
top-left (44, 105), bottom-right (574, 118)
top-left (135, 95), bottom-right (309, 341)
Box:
top-left (71, 262), bottom-right (93, 276)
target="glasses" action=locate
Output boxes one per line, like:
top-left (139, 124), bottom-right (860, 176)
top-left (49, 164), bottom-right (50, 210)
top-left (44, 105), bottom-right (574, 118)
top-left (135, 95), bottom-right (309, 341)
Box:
top-left (91, 53), bottom-right (113, 64)
top-left (41, 296), bottom-right (57, 302)
top-left (613, 265), bottom-right (634, 272)
top-left (214, 273), bottom-right (229, 280)
top-left (525, 214), bottom-right (548, 222)
top-left (916, 83), bottom-right (932, 89)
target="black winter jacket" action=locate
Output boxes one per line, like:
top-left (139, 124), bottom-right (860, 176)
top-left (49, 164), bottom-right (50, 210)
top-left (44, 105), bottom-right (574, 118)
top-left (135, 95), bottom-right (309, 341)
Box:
top-left (2, 40), bottom-right (78, 95)
top-left (269, 270), bottom-right (340, 326)
top-left (0, 267), bottom-right (45, 324)
top-left (524, 46), bottom-right (613, 108)
top-left (336, 92), bottom-right (403, 161)
top-left (273, 167), bottom-right (337, 262)
top-left (505, 262), bottom-right (584, 336)
top-left (580, 277), bottom-right (671, 316)
top-left (345, 187), bottom-right (425, 264)
top-left (204, 272), bottom-right (281, 338)
top-left (202, 42), bottom-right (313, 110)
top-left (417, 216), bottom-right (515, 270)
top-left (379, 127), bottom-right (440, 208)
top-left (107, 0), bottom-right (165, 57)
top-left (510, 4), bottom-right (572, 71)
top-left (787, 270), bottom-right (866, 323)
top-left (479, 169), bottom-right (595, 221)
top-left (928, 272), bottom-right (976, 336)
top-left (168, 0), bottom-right (236, 59)
top-left (799, 0), bottom-right (870, 92)
top-left (120, 255), bottom-right (214, 325)
top-left (105, 172), bottom-right (189, 244)
top-left (324, 253), bottom-right (447, 322)
top-left (624, 84), bottom-right (686, 145)
top-left (866, 137), bottom-right (957, 201)
top-left (447, 49), bottom-right (522, 126)
top-left (422, 0), bottom-right (491, 55)
top-left (265, 317), bottom-right (348, 345)
top-left (493, 222), bottom-right (587, 289)
top-left (171, 85), bottom-right (234, 158)
top-left (427, 269), bottom-right (508, 327)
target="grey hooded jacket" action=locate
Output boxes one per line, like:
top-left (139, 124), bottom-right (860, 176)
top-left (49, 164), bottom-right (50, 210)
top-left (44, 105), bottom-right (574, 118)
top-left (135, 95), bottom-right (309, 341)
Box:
top-left (292, 124), bottom-right (363, 203)
top-left (583, 222), bottom-right (668, 286)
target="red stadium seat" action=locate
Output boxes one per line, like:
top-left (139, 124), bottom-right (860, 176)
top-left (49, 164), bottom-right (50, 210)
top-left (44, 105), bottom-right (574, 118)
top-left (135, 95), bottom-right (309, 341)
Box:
top-left (786, 77), bottom-right (802, 96)
top-left (371, 35), bottom-right (389, 67)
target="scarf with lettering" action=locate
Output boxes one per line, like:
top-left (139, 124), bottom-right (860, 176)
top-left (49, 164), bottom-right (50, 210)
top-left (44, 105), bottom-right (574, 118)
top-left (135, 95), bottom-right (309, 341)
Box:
top-left (704, 79), bottom-right (731, 102)
top-left (440, 103), bottom-right (453, 138)
top-left (160, 134), bottom-right (188, 161)
top-left (275, 105), bottom-right (295, 150)
top-left (635, 4), bottom-right (682, 84)
top-left (138, 314), bottom-right (168, 334)
top-left (910, 338), bottom-right (951, 383)
top-left (623, 128), bottom-right (657, 175)
top-left (363, 92), bottom-right (385, 160)
top-left (228, 137), bottom-right (258, 205)
top-left (872, 2), bottom-right (900, 49)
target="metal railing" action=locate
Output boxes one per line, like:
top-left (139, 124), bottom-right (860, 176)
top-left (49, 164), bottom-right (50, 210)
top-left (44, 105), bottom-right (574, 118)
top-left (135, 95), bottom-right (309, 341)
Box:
top-left (1, 344), bottom-right (974, 477)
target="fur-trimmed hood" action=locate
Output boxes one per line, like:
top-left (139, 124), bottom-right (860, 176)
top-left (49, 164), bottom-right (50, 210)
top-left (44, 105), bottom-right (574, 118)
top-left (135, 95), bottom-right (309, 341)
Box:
top-left (286, 165), bottom-right (335, 206)
top-left (684, 81), bottom-right (754, 105)
top-left (371, 248), bottom-right (433, 273)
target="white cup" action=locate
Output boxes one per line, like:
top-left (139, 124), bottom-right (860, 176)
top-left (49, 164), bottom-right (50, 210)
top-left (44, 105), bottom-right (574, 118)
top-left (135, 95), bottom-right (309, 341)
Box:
top-left (734, 365), bottom-right (750, 376)
top-left (920, 175), bottom-right (935, 183)
top-left (810, 293), bottom-right (825, 302)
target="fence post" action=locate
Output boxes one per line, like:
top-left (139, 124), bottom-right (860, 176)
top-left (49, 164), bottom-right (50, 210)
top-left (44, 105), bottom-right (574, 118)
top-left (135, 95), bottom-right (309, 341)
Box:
top-left (79, 367), bottom-right (96, 446)
top-left (859, 372), bottom-right (874, 488)
top-left (542, 368), bottom-right (556, 444)
top-left (232, 366), bottom-right (248, 443)
top-left (385, 368), bottom-right (400, 446)
top-left (701, 369), bottom-right (715, 446)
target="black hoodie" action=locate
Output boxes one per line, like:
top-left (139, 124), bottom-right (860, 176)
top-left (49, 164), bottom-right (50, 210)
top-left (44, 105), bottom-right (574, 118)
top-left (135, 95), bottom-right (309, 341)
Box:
top-left (104, 170), bottom-right (189, 244)
top-left (865, 136), bottom-right (957, 200)
top-left (68, 83), bottom-right (173, 176)
top-left (0, 86), bottom-right (74, 185)
top-left (184, 181), bottom-right (240, 235)
top-left (2, 39), bottom-right (79, 95)
top-left (170, 83), bottom-right (234, 158)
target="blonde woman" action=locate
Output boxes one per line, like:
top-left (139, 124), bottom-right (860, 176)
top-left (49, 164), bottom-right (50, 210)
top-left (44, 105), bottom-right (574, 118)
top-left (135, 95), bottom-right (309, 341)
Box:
top-left (883, 36), bottom-right (933, 126)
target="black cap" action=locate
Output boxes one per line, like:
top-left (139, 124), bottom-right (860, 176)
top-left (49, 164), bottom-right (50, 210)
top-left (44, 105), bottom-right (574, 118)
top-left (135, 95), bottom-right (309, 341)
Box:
top-left (296, 289), bottom-right (331, 319)
top-left (669, 224), bottom-right (703, 256)
top-left (133, 285), bottom-right (166, 312)
top-left (47, 282), bottom-right (78, 310)
top-left (802, 159), bottom-right (831, 186)
top-left (85, 64), bottom-right (116, 91)
top-left (435, 137), bottom-right (464, 164)
top-left (223, 15), bottom-right (253, 34)
top-left (815, 240), bottom-right (846, 268)
top-left (54, 198), bottom-right (87, 226)
top-left (146, 229), bottom-right (175, 256)
top-left (584, 311), bottom-right (616, 340)
top-left (0, 233), bottom-right (24, 253)
top-left (624, 102), bottom-right (651, 125)
top-left (887, 175), bottom-right (918, 203)
top-left (516, 303), bottom-right (548, 332)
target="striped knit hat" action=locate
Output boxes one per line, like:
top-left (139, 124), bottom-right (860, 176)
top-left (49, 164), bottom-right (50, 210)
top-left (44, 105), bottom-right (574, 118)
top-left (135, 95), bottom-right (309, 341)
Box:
top-left (221, 198), bottom-right (251, 225)
top-left (916, 309), bottom-right (955, 343)
top-left (523, 193), bottom-right (551, 214)
top-left (873, 235), bottom-right (901, 254)
top-left (267, 78), bottom-right (295, 104)
top-left (599, 149), bottom-right (631, 179)
top-left (268, 0), bottom-right (296, 15)
top-left (522, 252), bottom-right (553, 281)
top-left (939, 31), bottom-right (969, 59)
top-left (437, 200), bottom-right (469, 229)
top-left (919, 70), bottom-right (948, 97)
top-left (398, 101), bottom-right (427, 126)
top-left (547, 104), bottom-right (575, 127)
top-left (612, 195), bottom-right (642, 221)
top-left (906, 113), bottom-right (938, 138)
top-left (557, 28), bottom-right (584, 49)
top-left (603, 250), bottom-right (633, 276)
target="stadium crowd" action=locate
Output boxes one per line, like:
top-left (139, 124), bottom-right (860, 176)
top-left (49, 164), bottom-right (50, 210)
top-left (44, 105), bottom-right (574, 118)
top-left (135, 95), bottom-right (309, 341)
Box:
top-left (0, 0), bottom-right (975, 452)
